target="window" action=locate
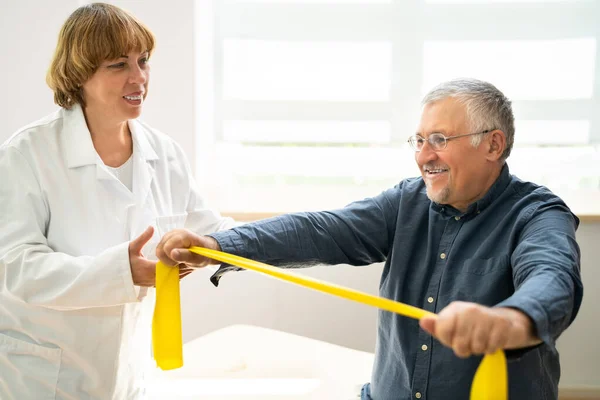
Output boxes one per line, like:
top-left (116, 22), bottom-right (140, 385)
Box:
top-left (195, 0), bottom-right (600, 213)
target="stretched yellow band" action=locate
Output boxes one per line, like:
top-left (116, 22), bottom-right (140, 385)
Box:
top-left (152, 247), bottom-right (506, 399)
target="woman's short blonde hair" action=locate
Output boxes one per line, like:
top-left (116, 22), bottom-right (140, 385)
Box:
top-left (46, 3), bottom-right (155, 109)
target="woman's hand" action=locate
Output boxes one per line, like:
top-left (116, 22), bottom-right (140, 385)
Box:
top-left (128, 226), bottom-right (194, 286)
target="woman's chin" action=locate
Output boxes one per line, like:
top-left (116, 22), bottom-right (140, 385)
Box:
top-left (122, 107), bottom-right (143, 120)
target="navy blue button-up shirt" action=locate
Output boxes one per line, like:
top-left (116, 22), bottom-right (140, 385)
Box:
top-left (209, 164), bottom-right (583, 400)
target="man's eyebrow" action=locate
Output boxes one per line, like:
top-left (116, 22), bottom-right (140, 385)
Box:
top-left (415, 130), bottom-right (447, 136)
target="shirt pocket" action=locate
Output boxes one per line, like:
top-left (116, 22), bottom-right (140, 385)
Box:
top-left (0, 333), bottom-right (61, 400)
top-left (460, 255), bottom-right (511, 276)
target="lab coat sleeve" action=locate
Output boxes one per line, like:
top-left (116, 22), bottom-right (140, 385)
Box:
top-left (0, 145), bottom-right (138, 310)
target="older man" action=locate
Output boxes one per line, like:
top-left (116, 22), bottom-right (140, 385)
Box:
top-left (157, 79), bottom-right (583, 400)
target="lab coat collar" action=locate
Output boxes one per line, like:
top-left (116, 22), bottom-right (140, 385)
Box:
top-left (129, 119), bottom-right (159, 163)
top-left (62, 104), bottom-right (98, 169)
top-left (62, 104), bottom-right (159, 169)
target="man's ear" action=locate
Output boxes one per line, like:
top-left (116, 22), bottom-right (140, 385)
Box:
top-left (486, 130), bottom-right (506, 161)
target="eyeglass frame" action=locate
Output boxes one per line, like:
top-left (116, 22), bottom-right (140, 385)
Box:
top-left (407, 129), bottom-right (495, 152)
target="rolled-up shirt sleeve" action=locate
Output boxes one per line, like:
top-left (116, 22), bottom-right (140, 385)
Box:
top-left (496, 203), bottom-right (583, 348)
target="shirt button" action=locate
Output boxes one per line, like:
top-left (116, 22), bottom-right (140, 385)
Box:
top-left (415, 392), bottom-right (422, 399)
top-left (427, 297), bottom-right (434, 303)
top-left (421, 344), bottom-right (428, 351)
top-left (440, 253), bottom-right (446, 260)
top-left (454, 216), bottom-right (460, 221)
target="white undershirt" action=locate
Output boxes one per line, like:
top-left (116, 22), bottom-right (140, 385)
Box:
top-left (106, 155), bottom-right (134, 192)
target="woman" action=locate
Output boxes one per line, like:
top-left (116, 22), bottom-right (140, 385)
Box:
top-left (0, 3), bottom-right (233, 399)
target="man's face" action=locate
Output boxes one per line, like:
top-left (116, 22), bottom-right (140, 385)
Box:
top-left (415, 97), bottom-right (495, 211)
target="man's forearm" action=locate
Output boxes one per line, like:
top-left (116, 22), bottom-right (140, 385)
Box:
top-left (495, 307), bottom-right (542, 349)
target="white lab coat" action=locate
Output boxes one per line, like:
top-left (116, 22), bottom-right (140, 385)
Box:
top-left (0, 105), bottom-right (235, 399)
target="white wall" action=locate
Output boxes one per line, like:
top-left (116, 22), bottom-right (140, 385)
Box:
top-left (558, 222), bottom-right (600, 388)
top-left (1, 0), bottom-right (598, 390)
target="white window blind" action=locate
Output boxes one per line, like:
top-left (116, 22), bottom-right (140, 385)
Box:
top-left (195, 0), bottom-right (600, 213)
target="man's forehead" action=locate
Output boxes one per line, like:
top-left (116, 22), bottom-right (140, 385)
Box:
top-left (418, 100), bottom-right (468, 134)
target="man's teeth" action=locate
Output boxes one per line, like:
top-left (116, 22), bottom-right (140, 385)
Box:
top-left (427, 169), bottom-right (447, 173)
top-left (124, 95), bottom-right (142, 100)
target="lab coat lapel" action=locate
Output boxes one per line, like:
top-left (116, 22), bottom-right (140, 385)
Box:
top-left (61, 107), bottom-right (160, 242)
top-left (60, 105), bottom-right (133, 250)
top-left (128, 121), bottom-right (159, 300)
top-left (129, 120), bottom-right (158, 210)
top-left (62, 104), bottom-right (132, 187)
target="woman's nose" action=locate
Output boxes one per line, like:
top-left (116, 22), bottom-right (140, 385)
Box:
top-left (129, 65), bottom-right (147, 84)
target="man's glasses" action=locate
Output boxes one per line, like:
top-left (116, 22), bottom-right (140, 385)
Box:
top-left (407, 129), bottom-right (493, 152)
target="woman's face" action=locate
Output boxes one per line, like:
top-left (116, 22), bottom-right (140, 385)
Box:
top-left (82, 50), bottom-right (150, 123)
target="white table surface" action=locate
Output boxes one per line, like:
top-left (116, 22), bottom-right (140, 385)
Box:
top-left (148, 324), bottom-right (374, 399)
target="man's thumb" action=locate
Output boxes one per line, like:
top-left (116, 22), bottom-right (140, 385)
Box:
top-left (419, 316), bottom-right (436, 336)
top-left (130, 226), bottom-right (155, 253)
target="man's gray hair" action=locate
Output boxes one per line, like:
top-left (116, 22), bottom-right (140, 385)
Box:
top-left (421, 78), bottom-right (515, 160)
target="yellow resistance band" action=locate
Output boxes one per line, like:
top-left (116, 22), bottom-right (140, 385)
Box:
top-left (152, 261), bottom-right (183, 370)
top-left (152, 248), bottom-right (506, 400)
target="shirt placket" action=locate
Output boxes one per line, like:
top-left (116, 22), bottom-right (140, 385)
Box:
top-left (410, 215), bottom-right (463, 400)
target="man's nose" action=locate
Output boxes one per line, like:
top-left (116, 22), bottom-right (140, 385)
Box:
top-left (416, 141), bottom-right (438, 166)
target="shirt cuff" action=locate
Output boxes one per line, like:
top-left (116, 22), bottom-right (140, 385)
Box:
top-left (207, 230), bottom-right (246, 286)
top-left (495, 295), bottom-right (553, 349)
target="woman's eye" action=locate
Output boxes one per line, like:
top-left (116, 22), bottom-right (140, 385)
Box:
top-left (108, 62), bottom-right (125, 68)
